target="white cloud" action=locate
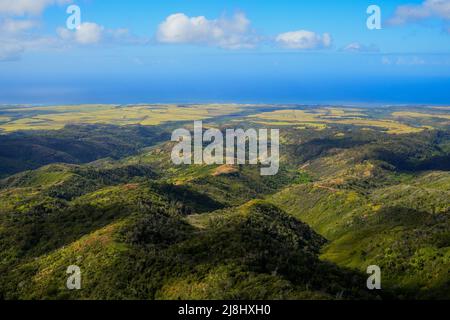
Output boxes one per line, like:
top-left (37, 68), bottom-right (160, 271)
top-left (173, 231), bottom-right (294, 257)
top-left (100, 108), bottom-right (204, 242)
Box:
top-left (75, 22), bottom-right (104, 44)
top-left (57, 23), bottom-right (103, 45)
top-left (0, 1), bottom-right (145, 61)
top-left (75, 22), bottom-right (103, 45)
top-left (156, 12), bottom-right (258, 49)
top-left (427, 0), bottom-right (450, 19)
top-left (388, 0), bottom-right (450, 25)
top-left (57, 23), bottom-right (146, 46)
top-left (0, 35), bottom-right (63, 61)
top-left (0, 0), bottom-right (70, 61)
top-left (0, 41), bottom-right (24, 60)
top-left (275, 30), bottom-right (332, 49)
top-left (0, 18), bottom-right (37, 34)
top-left (0, 0), bottom-right (70, 16)
top-left (0, 18), bottom-right (39, 61)
top-left (343, 42), bottom-right (379, 53)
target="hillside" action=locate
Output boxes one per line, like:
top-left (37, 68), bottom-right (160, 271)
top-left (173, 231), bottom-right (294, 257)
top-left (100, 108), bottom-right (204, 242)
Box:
top-left (0, 104), bottom-right (449, 300)
top-left (0, 124), bottom-right (169, 178)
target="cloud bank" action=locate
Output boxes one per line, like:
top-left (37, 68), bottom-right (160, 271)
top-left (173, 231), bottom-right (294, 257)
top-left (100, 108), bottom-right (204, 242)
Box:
top-left (0, 0), bottom-right (70, 16)
top-left (0, 0), bottom-right (71, 61)
top-left (57, 23), bottom-right (146, 46)
top-left (388, 0), bottom-right (450, 25)
top-left (0, 0), bottom-right (146, 61)
top-left (0, 18), bottom-right (34, 60)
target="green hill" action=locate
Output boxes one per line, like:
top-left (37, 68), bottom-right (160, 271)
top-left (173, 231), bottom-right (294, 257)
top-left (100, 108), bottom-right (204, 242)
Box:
top-left (0, 200), bottom-right (374, 300)
top-left (0, 105), bottom-right (449, 300)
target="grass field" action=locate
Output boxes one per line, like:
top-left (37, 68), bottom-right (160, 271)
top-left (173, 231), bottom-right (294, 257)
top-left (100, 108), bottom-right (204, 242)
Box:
top-left (392, 111), bottom-right (450, 120)
top-left (1, 104), bottom-right (449, 134)
top-left (249, 108), bottom-right (426, 134)
top-left (0, 104), bottom-right (246, 132)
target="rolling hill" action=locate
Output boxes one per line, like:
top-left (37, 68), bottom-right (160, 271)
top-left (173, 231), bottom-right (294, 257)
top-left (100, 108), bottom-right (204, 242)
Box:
top-left (0, 104), bottom-right (449, 300)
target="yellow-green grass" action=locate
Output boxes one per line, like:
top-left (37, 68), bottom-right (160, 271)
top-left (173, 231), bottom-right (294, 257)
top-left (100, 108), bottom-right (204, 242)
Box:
top-left (314, 107), bottom-right (366, 118)
top-left (0, 104), bottom-right (245, 132)
top-left (332, 118), bottom-right (423, 134)
top-left (392, 111), bottom-right (450, 120)
top-left (249, 109), bottom-right (424, 134)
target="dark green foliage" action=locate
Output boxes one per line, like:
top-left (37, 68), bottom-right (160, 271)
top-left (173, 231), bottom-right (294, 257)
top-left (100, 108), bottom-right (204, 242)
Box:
top-left (0, 124), bottom-right (169, 177)
top-left (121, 211), bottom-right (195, 247)
top-left (357, 131), bottom-right (450, 171)
top-left (186, 166), bottom-right (298, 206)
top-left (156, 183), bottom-right (224, 213)
top-left (71, 202), bottom-right (373, 299)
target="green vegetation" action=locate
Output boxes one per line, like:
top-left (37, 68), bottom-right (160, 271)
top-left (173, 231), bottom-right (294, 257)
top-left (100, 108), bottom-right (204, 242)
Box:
top-left (0, 104), bottom-right (448, 300)
top-left (0, 124), bottom-right (169, 178)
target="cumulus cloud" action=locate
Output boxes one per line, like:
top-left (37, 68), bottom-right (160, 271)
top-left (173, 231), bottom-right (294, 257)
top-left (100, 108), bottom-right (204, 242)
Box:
top-left (156, 12), bottom-right (258, 49)
top-left (0, 35), bottom-right (62, 61)
top-left (57, 23), bottom-right (146, 46)
top-left (0, 18), bottom-right (37, 61)
top-left (0, 0), bottom-right (70, 16)
top-left (0, 41), bottom-right (24, 60)
top-left (0, 18), bottom-right (37, 34)
top-left (343, 42), bottom-right (379, 53)
top-left (275, 30), bottom-right (332, 49)
top-left (57, 22), bottom-right (104, 45)
top-left (74, 23), bottom-right (103, 44)
top-left (0, 0), bottom-right (71, 61)
top-left (388, 0), bottom-right (450, 25)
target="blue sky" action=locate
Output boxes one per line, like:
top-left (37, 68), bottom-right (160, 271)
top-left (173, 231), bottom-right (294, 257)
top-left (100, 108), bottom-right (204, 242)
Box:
top-left (0, 0), bottom-right (449, 104)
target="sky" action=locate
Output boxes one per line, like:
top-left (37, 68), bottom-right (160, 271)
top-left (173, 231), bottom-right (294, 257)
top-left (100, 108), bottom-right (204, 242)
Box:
top-left (0, 0), bottom-right (449, 105)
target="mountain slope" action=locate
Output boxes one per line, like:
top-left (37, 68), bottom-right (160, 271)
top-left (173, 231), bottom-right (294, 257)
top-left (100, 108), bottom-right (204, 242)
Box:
top-left (0, 200), bottom-right (374, 300)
